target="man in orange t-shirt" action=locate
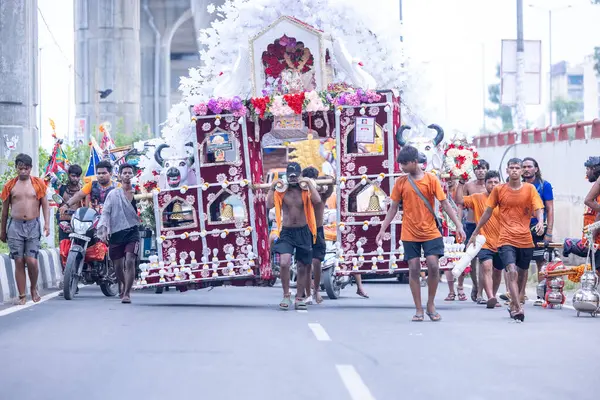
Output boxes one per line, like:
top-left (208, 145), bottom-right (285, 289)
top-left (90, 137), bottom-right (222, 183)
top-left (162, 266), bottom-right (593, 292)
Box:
top-left (376, 145), bottom-right (465, 322)
top-left (468, 158), bottom-right (544, 321)
top-left (457, 170), bottom-right (502, 309)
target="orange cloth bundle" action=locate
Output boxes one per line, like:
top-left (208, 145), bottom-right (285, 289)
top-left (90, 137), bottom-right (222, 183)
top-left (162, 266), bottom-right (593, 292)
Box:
top-left (0, 177), bottom-right (47, 201)
top-left (59, 239), bottom-right (108, 269)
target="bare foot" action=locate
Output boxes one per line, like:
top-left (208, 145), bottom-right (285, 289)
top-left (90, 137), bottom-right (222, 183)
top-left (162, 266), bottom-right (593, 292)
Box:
top-left (14, 294), bottom-right (26, 305)
top-left (31, 288), bottom-right (41, 303)
top-left (314, 291), bottom-right (323, 304)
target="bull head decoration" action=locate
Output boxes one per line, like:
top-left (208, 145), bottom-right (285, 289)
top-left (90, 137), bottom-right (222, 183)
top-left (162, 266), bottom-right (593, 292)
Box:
top-left (154, 142), bottom-right (196, 189)
top-left (395, 124), bottom-right (445, 172)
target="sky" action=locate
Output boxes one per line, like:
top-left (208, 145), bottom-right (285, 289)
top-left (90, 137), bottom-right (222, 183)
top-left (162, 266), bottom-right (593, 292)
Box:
top-left (37, 0), bottom-right (600, 150)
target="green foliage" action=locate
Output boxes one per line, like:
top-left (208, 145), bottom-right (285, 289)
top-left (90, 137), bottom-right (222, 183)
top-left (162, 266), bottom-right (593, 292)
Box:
top-left (485, 64), bottom-right (514, 131)
top-left (552, 97), bottom-right (583, 124)
top-left (63, 143), bottom-right (90, 171)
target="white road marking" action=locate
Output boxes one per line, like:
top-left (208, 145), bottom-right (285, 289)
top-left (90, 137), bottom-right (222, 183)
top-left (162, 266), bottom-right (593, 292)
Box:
top-left (336, 364), bottom-right (376, 400)
top-left (296, 309), bottom-right (308, 313)
top-left (308, 323), bottom-right (331, 341)
top-left (0, 290), bottom-right (62, 317)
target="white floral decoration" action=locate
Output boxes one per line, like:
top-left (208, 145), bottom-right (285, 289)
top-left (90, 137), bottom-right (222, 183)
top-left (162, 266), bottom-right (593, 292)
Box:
top-left (345, 108), bottom-right (355, 117)
top-left (186, 195), bottom-right (195, 204)
top-left (368, 106), bottom-right (380, 116)
top-left (346, 162), bottom-right (355, 172)
top-left (236, 236), bottom-right (246, 246)
top-left (358, 165), bottom-right (367, 174)
top-left (202, 122), bottom-right (211, 132)
top-left (216, 173), bottom-right (227, 183)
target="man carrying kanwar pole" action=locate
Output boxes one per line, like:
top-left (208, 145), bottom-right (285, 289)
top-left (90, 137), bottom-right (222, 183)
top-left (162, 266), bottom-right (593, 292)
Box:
top-left (578, 157), bottom-right (600, 274)
top-left (301, 166), bottom-right (335, 304)
top-left (0, 153), bottom-right (50, 305)
top-left (457, 159), bottom-right (489, 302)
top-left (456, 170), bottom-right (503, 308)
top-left (376, 145), bottom-right (465, 322)
top-left (468, 158), bottom-right (544, 321)
top-left (97, 164), bottom-right (141, 304)
top-left (266, 162), bottom-right (321, 311)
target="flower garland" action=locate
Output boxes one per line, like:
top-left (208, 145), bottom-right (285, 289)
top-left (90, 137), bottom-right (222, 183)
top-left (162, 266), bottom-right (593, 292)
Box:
top-left (262, 35), bottom-right (315, 79)
top-left (192, 87), bottom-right (381, 120)
top-left (192, 96), bottom-right (248, 118)
top-left (444, 142), bottom-right (479, 181)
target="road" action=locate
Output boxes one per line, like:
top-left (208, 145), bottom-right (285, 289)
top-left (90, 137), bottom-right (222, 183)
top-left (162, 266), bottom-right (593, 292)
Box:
top-left (0, 280), bottom-right (598, 400)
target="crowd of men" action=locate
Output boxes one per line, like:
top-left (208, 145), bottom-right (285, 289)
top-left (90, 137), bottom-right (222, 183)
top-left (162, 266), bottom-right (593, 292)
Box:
top-left (1, 148), bottom-right (599, 318)
top-left (0, 155), bottom-right (142, 305)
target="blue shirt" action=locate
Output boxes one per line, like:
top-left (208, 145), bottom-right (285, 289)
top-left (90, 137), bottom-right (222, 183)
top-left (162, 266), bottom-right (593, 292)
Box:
top-left (530, 179), bottom-right (553, 226)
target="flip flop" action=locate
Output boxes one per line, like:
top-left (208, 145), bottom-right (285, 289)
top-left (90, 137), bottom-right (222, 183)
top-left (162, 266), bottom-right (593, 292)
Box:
top-left (294, 299), bottom-right (307, 311)
top-left (510, 309), bottom-right (525, 322)
top-left (356, 289), bottom-right (369, 298)
top-left (412, 314), bottom-right (424, 322)
top-left (444, 292), bottom-right (456, 301)
top-left (426, 311), bottom-right (442, 322)
top-left (471, 288), bottom-right (478, 302)
top-left (486, 297), bottom-right (498, 309)
top-left (279, 296), bottom-right (292, 311)
top-left (477, 297), bottom-right (487, 305)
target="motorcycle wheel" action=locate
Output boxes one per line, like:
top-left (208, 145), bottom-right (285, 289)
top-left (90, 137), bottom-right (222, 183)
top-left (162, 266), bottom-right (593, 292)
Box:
top-left (324, 267), bottom-right (341, 300)
top-left (63, 252), bottom-right (81, 300)
top-left (100, 261), bottom-right (118, 297)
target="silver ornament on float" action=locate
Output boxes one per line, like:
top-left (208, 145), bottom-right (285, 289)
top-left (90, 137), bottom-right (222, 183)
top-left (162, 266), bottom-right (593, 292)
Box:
top-left (572, 270), bottom-right (600, 317)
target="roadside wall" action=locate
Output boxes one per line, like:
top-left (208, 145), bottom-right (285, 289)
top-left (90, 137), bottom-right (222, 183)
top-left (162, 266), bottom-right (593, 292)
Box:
top-left (0, 248), bottom-right (61, 304)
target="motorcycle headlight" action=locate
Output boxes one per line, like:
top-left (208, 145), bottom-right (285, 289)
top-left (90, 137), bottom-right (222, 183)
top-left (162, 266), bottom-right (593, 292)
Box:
top-left (72, 219), bottom-right (93, 235)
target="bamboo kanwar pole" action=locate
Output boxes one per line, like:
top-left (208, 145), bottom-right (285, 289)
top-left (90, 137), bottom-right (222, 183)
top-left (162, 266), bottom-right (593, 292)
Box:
top-left (251, 178), bottom-right (336, 190)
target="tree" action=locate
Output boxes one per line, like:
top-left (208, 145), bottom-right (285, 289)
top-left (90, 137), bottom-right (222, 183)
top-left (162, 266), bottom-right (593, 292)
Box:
top-left (485, 64), bottom-right (514, 131)
top-left (552, 97), bottom-right (583, 124)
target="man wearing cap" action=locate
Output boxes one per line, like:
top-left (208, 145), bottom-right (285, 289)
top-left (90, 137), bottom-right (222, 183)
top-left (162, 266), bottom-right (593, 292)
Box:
top-left (267, 162), bottom-right (322, 310)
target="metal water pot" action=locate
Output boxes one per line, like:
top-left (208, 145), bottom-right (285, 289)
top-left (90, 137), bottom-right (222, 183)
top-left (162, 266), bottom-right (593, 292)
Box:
top-left (536, 279), bottom-right (546, 300)
top-left (573, 271), bottom-right (600, 315)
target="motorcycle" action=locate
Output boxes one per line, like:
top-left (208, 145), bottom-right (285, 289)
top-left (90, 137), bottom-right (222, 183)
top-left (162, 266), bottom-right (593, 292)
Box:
top-left (321, 242), bottom-right (351, 299)
top-left (53, 194), bottom-right (118, 300)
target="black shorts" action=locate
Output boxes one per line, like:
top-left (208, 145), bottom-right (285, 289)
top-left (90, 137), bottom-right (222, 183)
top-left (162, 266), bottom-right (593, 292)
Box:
top-left (465, 222), bottom-right (477, 243)
top-left (272, 225), bottom-right (313, 265)
top-left (478, 248), bottom-right (503, 270)
top-left (312, 226), bottom-right (326, 262)
top-left (531, 231), bottom-right (546, 261)
top-left (498, 245), bottom-right (534, 270)
top-left (403, 237), bottom-right (445, 261)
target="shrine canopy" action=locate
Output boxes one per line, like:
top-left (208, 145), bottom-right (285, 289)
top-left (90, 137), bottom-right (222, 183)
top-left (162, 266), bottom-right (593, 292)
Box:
top-left (250, 16), bottom-right (334, 97)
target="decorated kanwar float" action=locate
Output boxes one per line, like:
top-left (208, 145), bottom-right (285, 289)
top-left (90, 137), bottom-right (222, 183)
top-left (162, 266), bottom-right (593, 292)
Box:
top-left (132, 5), bottom-right (479, 298)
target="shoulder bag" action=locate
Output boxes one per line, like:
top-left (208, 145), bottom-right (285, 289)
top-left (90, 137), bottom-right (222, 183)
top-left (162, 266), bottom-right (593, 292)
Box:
top-left (407, 175), bottom-right (443, 234)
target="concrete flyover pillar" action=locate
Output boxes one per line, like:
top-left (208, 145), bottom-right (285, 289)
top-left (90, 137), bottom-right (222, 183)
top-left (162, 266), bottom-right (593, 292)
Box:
top-left (74, 0), bottom-right (141, 141)
top-left (0, 0), bottom-right (39, 173)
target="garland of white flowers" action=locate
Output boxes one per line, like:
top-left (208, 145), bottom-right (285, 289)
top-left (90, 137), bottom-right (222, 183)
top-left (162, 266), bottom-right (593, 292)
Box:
top-left (444, 142), bottom-right (480, 181)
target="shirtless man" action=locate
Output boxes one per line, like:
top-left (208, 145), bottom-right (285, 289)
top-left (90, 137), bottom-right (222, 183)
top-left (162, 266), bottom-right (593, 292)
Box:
top-left (0, 154), bottom-right (50, 305)
top-left (301, 167), bottom-right (334, 304)
top-left (267, 162), bottom-right (321, 310)
top-left (458, 160), bottom-right (489, 302)
top-left (582, 157), bottom-right (600, 274)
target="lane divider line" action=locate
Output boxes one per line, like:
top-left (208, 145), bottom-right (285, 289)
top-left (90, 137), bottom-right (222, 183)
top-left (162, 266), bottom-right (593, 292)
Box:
top-left (0, 285), bottom-right (84, 317)
top-left (308, 323), bottom-right (331, 341)
top-left (336, 364), bottom-right (376, 400)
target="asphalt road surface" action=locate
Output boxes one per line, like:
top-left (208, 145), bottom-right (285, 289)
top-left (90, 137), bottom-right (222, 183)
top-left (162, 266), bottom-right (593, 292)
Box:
top-left (1, 280), bottom-right (598, 400)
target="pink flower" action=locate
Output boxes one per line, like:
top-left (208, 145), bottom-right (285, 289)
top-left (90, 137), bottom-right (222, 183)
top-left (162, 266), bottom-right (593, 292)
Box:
top-left (193, 103), bottom-right (208, 115)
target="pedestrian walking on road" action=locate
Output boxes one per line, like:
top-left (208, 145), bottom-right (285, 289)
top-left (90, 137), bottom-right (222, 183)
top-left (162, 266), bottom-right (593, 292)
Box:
top-left (267, 162), bottom-right (321, 311)
top-left (582, 157), bottom-right (600, 273)
top-left (0, 153), bottom-right (50, 305)
top-left (97, 164), bottom-right (141, 304)
top-left (468, 158), bottom-right (544, 321)
top-left (376, 145), bottom-right (465, 322)
top-left (55, 164), bottom-right (83, 244)
top-left (520, 157), bottom-right (554, 306)
top-left (456, 170), bottom-right (503, 308)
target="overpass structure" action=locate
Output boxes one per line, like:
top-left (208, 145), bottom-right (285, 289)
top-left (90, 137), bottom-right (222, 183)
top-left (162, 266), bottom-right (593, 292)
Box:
top-left (73, 0), bottom-right (220, 141)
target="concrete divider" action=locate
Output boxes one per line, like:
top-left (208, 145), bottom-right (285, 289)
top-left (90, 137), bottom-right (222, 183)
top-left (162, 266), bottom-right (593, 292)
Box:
top-left (0, 248), bottom-right (62, 304)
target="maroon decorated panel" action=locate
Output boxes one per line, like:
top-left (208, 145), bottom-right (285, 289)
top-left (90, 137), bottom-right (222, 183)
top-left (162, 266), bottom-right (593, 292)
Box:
top-left (338, 101), bottom-right (396, 273)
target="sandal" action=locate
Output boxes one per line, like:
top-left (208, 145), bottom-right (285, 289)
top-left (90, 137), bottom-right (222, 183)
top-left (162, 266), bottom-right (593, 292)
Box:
top-left (294, 299), bottom-right (307, 311)
top-left (444, 292), bottom-right (456, 301)
top-left (356, 289), bottom-right (369, 298)
top-left (486, 297), bottom-right (498, 309)
top-left (457, 287), bottom-right (467, 301)
top-left (412, 314), bottom-right (424, 322)
top-left (426, 311), bottom-right (442, 322)
top-left (510, 308), bottom-right (525, 322)
top-left (279, 295), bottom-right (292, 311)
top-left (471, 287), bottom-right (478, 302)
top-left (477, 297), bottom-right (487, 305)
